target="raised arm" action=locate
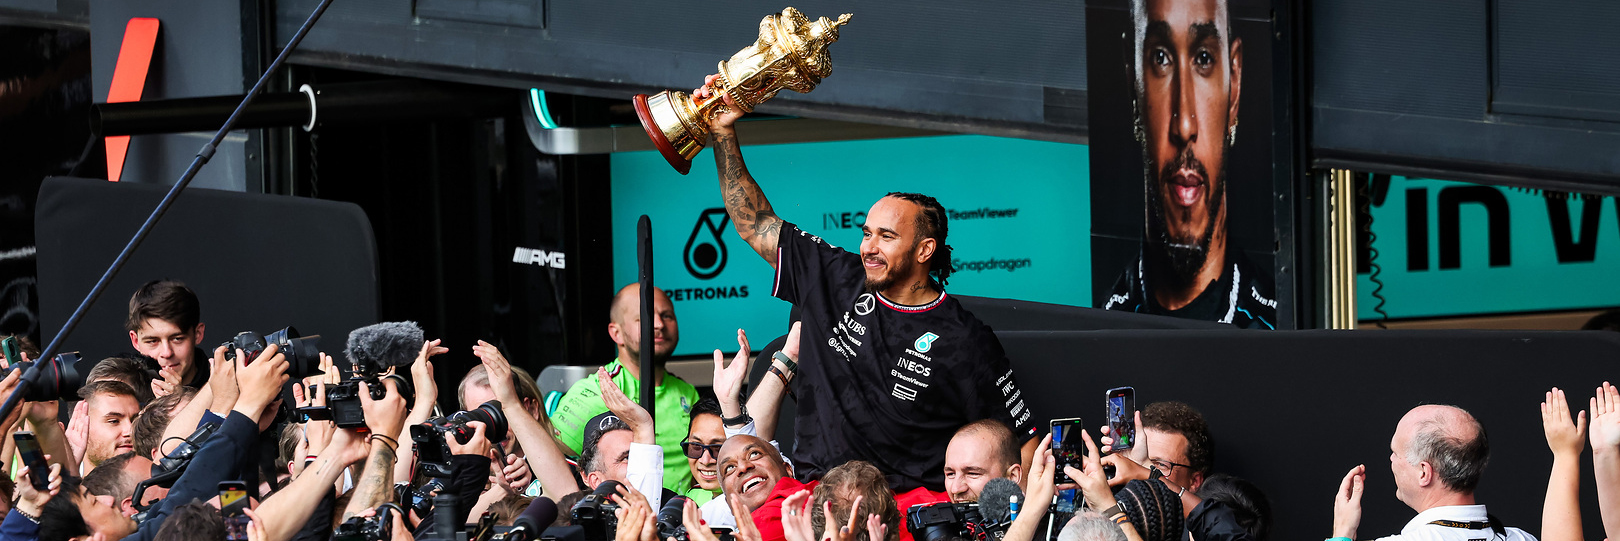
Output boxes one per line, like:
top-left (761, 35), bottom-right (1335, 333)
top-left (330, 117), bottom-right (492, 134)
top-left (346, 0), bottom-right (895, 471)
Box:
top-left (1541, 387), bottom-right (1586, 541)
top-left (1589, 382), bottom-right (1620, 540)
top-left (473, 340), bottom-right (581, 500)
top-left (746, 323), bottom-right (801, 439)
top-left (695, 76), bottom-right (783, 266)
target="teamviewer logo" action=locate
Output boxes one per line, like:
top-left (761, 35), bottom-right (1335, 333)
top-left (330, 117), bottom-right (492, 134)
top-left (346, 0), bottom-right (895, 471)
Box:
top-left (685, 208), bottom-right (730, 280)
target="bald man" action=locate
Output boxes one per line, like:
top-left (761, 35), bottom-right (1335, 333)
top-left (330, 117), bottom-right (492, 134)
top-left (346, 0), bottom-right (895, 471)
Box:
top-left (700, 435), bottom-right (806, 541)
top-left (1331, 405), bottom-right (1536, 541)
top-left (552, 284), bottom-right (701, 494)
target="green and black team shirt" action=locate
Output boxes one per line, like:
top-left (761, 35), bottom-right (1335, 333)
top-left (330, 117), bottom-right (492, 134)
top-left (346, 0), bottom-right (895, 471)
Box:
top-left (551, 360), bottom-right (700, 494)
top-left (772, 222), bottom-right (1039, 492)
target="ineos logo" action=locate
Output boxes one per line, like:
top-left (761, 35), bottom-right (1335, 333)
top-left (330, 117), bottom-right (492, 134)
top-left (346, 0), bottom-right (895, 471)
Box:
top-left (685, 208), bottom-right (730, 280)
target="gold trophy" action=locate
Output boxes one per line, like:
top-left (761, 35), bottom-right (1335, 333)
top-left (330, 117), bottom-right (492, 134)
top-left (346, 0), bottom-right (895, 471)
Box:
top-left (633, 7), bottom-right (852, 174)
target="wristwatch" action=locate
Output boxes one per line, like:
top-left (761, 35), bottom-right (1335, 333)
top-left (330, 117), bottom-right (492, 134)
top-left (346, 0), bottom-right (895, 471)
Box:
top-left (723, 405), bottom-right (752, 428)
top-left (771, 351), bottom-right (799, 374)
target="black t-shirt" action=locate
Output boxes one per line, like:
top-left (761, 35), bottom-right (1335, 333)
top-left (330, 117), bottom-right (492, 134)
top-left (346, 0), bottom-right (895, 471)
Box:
top-left (1102, 248), bottom-right (1277, 329)
top-left (772, 223), bottom-right (1039, 492)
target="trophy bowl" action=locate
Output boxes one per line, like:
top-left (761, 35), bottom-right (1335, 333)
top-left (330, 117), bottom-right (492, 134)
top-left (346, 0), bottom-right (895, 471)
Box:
top-left (633, 7), bottom-right (852, 175)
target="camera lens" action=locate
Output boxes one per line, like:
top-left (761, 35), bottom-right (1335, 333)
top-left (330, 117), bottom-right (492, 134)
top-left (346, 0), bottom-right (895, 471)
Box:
top-left (450, 400), bottom-right (508, 444)
top-left (266, 327), bottom-right (322, 379)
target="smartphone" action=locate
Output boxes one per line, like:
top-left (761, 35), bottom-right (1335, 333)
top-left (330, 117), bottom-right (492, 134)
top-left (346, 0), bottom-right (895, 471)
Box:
top-left (1105, 387), bottom-right (1136, 451)
top-left (1050, 418), bottom-right (1087, 484)
top-left (219, 481), bottom-right (250, 541)
top-left (14, 432), bottom-right (50, 491)
top-left (0, 336), bottom-right (18, 369)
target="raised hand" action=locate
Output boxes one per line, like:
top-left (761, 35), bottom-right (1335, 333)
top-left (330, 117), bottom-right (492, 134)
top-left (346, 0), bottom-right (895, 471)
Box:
top-left (235, 345), bottom-right (289, 417)
top-left (210, 345), bottom-right (240, 412)
top-left (152, 366), bottom-right (183, 398)
top-left (1063, 429), bottom-right (1117, 511)
top-left (412, 339), bottom-right (446, 408)
top-left (15, 458), bottom-right (62, 516)
top-left (473, 341), bottom-right (521, 406)
top-left (824, 496), bottom-right (864, 541)
top-left (499, 453), bottom-right (534, 493)
top-left (1333, 464), bottom-right (1366, 539)
top-left (359, 378), bottom-right (408, 439)
top-left (1591, 382), bottom-right (1620, 452)
top-left (682, 498), bottom-right (723, 541)
top-left (611, 484), bottom-right (658, 541)
top-left (728, 487), bottom-right (764, 541)
top-left (447, 421), bottom-right (491, 457)
top-left (782, 322), bottom-right (802, 362)
top-left (1099, 411), bottom-right (1149, 464)
top-left (599, 367), bottom-right (654, 444)
top-left (781, 490), bottom-right (815, 541)
top-left (694, 74), bottom-right (745, 131)
top-left (864, 514), bottom-right (886, 541)
top-left (713, 329), bottom-right (752, 409)
top-left (1543, 387), bottom-right (1587, 458)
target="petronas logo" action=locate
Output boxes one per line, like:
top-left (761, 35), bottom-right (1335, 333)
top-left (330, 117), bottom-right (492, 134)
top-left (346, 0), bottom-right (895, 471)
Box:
top-left (685, 208), bottom-right (731, 280)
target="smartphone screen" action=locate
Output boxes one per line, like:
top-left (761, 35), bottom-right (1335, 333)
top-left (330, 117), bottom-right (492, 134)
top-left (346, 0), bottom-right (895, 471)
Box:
top-left (1050, 418), bottom-right (1086, 484)
top-left (0, 336), bottom-right (18, 369)
top-left (220, 481), bottom-right (250, 541)
top-left (1106, 387), bottom-right (1136, 451)
top-left (14, 432), bottom-right (49, 491)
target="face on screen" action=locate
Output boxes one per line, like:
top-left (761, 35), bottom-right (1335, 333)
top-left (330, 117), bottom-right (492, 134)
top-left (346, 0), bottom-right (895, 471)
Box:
top-left (1136, 0), bottom-right (1242, 291)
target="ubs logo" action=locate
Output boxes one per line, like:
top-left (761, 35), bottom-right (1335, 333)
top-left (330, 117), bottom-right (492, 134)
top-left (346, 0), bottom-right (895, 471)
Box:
top-left (685, 208), bottom-right (730, 280)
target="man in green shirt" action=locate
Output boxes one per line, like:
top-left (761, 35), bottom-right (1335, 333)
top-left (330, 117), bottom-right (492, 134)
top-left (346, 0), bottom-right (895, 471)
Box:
top-left (552, 284), bottom-right (700, 494)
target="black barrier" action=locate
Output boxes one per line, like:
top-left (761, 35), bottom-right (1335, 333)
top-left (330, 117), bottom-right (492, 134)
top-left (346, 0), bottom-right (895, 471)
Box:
top-left (34, 177), bottom-right (379, 363)
top-left (997, 326), bottom-right (1620, 541)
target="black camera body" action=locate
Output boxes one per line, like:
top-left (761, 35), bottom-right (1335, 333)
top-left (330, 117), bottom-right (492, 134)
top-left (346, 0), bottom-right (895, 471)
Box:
top-left (333, 505), bottom-right (396, 541)
top-left (5, 351), bottom-right (89, 402)
top-left (411, 400), bottom-right (508, 478)
top-left (907, 502), bottom-right (1001, 541)
top-left (316, 376), bottom-right (400, 429)
top-left (571, 481), bottom-right (623, 541)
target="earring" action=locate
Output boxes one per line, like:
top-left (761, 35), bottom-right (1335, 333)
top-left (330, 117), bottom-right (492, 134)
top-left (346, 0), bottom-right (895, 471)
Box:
top-left (1227, 123), bottom-right (1238, 146)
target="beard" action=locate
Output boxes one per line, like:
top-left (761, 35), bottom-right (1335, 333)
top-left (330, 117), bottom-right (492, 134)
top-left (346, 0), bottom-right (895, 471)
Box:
top-left (863, 251), bottom-right (916, 294)
top-left (1144, 144), bottom-right (1227, 293)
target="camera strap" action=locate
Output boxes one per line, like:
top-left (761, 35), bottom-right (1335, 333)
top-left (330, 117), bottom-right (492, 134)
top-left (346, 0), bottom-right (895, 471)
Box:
top-left (1426, 514), bottom-right (1506, 540)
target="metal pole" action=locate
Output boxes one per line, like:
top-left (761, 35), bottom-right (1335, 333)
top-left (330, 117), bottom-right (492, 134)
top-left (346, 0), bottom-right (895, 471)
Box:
top-left (636, 216), bottom-right (655, 423)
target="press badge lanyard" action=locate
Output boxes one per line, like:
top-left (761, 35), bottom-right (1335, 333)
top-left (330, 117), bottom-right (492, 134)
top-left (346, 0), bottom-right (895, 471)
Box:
top-left (1427, 515), bottom-right (1506, 540)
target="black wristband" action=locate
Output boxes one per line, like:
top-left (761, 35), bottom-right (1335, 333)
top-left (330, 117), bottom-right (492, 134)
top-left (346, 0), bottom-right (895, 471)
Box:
top-left (771, 351), bottom-right (799, 373)
top-left (722, 406), bottom-right (751, 427)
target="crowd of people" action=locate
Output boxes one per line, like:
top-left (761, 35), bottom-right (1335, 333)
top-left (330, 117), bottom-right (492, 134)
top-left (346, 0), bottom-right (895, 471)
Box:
top-left (0, 65), bottom-right (1613, 541)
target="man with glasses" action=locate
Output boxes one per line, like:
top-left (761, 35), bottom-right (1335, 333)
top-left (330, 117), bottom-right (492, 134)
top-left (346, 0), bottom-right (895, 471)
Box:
top-left (1102, 401), bottom-right (1214, 518)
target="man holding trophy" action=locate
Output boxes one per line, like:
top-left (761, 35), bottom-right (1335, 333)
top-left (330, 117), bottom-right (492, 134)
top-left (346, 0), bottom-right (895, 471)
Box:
top-left (641, 8), bottom-right (1040, 501)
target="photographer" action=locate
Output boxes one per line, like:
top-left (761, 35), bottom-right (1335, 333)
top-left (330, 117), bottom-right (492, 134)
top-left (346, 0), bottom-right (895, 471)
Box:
top-left (37, 343), bottom-right (287, 541)
top-left (474, 342), bottom-right (587, 500)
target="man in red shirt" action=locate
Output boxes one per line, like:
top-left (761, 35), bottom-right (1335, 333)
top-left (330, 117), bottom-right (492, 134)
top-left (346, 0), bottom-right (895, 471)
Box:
top-left (717, 435), bottom-right (814, 541)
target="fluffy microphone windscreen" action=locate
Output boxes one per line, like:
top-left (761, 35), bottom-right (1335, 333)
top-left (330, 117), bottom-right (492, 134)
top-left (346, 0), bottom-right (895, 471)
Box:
top-left (345, 321), bottom-right (424, 371)
top-left (515, 496), bottom-right (559, 531)
top-left (977, 477), bottom-right (1023, 524)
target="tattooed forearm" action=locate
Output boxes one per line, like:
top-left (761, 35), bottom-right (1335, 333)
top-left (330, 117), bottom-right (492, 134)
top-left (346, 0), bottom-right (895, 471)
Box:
top-left (713, 131), bottom-right (783, 264)
top-left (341, 443), bottom-right (397, 519)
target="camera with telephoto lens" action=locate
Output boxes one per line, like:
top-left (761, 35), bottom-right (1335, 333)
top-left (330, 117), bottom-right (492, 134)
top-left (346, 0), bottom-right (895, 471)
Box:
top-left (410, 400), bottom-right (508, 478)
top-left (299, 322), bottom-right (422, 429)
top-left (3, 351), bottom-right (92, 402)
top-left (221, 327), bottom-right (322, 373)
top-left (333, 504), bottom-right (400, 541)
top-left (907, 502), bottom-right (1001, 541)
top-left (572, 480), bottom-right (623, 541)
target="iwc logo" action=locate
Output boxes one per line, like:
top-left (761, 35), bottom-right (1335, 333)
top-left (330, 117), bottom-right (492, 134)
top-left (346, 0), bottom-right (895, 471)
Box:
top-left (854, 294), bottom-right (876, 316)
top-left (914, 332), bottom-right (939, 353)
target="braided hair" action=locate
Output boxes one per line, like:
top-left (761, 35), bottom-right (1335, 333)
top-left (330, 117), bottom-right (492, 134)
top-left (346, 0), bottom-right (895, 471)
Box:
top-left (882, 192), bottom-right (954, 287)
top-left (1114, 479), bottom-right (1184, 541)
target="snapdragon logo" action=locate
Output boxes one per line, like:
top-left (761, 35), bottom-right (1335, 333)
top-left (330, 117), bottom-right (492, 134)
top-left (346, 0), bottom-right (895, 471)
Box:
top-left (953, 257), bottom-right (1032, 273)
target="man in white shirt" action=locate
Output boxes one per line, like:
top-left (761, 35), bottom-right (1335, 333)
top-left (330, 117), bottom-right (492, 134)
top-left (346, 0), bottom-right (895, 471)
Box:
top-left (579, 411), bottom-right (665, 506)
top-left (1330, 404), bottom-right (1536, 541)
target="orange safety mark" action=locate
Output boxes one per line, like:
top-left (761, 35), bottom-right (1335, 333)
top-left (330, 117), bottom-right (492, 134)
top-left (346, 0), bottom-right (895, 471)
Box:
top-left (104, 17), bottom-right (160, 182)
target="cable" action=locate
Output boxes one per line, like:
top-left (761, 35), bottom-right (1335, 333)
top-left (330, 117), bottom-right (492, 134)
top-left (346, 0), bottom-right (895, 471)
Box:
top-left (1359, 177), bottom-right (1390, 328)
top-left (0, 0), bottom-right (337, 425)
